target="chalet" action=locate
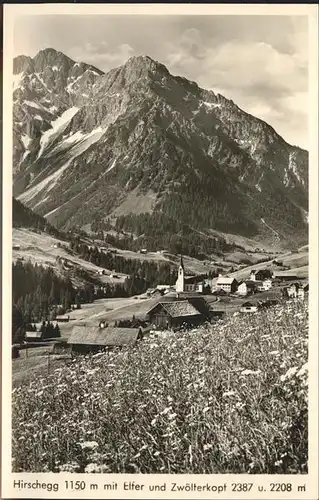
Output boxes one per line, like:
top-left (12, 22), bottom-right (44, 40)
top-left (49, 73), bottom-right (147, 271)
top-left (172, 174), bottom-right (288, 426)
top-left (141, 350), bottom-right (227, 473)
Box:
top-left (25, 331), bottom-right (43, 342)
top-left (240, 301), bottom-right (259, 313)
top-left (261, 278), bottom-right (272, 290)
top-left (216, 275), bottom-right (238, 293)
top-left (286, 282), bottom-right (307, 299)
top-left (146, 288), bottom-right (163, 298)
top-left (237, 281), bottom-right (257, 296)
top-left (147, 300), bottom-right (204, 330)
top-left (67, 326), bottom-right (143, 354)
top-left (56, 315), bottom-right (70, 323)
top-left (174, 295), bottom-right (211, 321)
top-left (250, 269), bottom-right (273, 281)
top-left (175, 256), bottom-right (205, 293)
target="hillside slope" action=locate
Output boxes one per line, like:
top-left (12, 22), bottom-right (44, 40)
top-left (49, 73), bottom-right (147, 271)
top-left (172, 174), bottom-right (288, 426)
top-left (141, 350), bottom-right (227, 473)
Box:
top-left (12, 299), bottom-right (308, 473)
top-left (13, 51), bottom-right (308, 246)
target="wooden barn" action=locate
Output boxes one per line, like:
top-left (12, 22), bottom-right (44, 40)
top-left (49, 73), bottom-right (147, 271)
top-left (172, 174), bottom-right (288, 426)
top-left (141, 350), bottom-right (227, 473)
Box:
top-left (67, 326), bottom-right (143, 354)
top-left (174, 295), bottom-right (211, 321)
top-left (146, 300), bottom-right (204, 330)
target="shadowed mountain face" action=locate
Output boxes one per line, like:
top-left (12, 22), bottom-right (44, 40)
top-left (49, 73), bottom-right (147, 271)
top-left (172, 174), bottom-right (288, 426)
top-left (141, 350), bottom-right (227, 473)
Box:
top-left (13, 49), bottom-right (308, 246)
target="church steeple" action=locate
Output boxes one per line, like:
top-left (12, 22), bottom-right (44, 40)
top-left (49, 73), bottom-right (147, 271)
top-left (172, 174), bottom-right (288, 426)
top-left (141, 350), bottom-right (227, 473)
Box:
top-left (176, 254), bottom-right (185, 293)
top-left (180, 254), bottom-right (185, 270)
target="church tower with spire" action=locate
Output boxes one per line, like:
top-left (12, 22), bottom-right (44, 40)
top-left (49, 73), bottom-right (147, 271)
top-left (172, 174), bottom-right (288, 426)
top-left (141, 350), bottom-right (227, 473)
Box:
top-left (175, 255), bottom-right (185, 293)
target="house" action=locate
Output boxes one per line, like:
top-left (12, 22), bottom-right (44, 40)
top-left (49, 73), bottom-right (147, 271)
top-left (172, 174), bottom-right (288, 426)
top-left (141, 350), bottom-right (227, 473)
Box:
top-left (297, 284), bottom-right (309, 300)
top-left (56, 315), bottom-right (70, 323)
top-left (261, 278), bottom-right (272, 290)
top-left (250, 269), bottom-right (273, 281)
top-left (240, 301), bottom-right (259, 313)
top-left (146, 300), bottom-right (204, 330)
top-left (140, 248), bottom-right (148, 254)
top-left (216, 275), bottom-right (238, 293)
top-left (156, 284), bottom-right (174, 293)
top-left (67, 326), bottom-right (143, 354)
top-left (25, 331), bottom-right (43, 342)
top-left (175, 256), bottom-right (205, 293)
top-left (286, 282), bottom-right (307, 299)
top-left (97, 269), bottom-right (107, 275)
top-left (13, 244), bottom-right (21, 250)
top-left (237, 281), bottom-right (257, 296)
top-left (146, 288), bottom-right (163, 298)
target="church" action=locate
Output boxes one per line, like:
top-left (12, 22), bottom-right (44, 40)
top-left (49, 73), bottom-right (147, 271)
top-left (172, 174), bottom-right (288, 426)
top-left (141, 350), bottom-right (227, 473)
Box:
top-left (175, 255), bottom-right (205, 294)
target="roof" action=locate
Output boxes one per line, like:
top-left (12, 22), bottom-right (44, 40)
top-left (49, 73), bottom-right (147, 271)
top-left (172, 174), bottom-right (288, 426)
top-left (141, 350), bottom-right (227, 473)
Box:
top-left (67, 327), bottom-right (142, 346)
top-left (239, 280), bottom-right (258, 288)
top-left (184, 276), bottom-right (204, 284)
top-left (241, 301), bottom-right (257, 307)
top-left (216, 277), bottom-right (236, 285)
top-left (56, 315), bottom-right (69, 320)
top-left (147, 300), bottom-right (201, 318)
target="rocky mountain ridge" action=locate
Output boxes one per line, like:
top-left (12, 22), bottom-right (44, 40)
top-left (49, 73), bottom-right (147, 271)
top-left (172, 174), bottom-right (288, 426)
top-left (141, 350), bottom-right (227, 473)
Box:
top-left (13, 49), bottom-right (308, 247)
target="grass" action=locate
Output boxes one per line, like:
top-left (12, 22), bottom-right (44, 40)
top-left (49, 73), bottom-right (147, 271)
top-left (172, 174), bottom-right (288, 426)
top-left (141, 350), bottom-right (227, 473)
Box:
top-left (12, 299), bottom-right (308, 474)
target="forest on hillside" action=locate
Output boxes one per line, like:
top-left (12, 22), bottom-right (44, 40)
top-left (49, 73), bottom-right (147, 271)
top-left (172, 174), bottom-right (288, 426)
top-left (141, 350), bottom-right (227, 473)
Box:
top-left (90, 211), bottom-right (237, 259)
top-left (13, 197), bottom-right (63, 239)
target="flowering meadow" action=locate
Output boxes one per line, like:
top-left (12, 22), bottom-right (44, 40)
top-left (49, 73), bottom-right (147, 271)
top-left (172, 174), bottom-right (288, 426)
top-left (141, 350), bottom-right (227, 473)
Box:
top-left (12, 299), bottom-right (308, 473)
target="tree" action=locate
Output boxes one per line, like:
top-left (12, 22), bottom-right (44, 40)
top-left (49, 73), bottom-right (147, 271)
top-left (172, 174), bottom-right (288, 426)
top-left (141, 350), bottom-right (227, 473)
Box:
top-left (12, 305), bottom-right (25, 344)
top-left (54, 323), bottom-right (61, 338)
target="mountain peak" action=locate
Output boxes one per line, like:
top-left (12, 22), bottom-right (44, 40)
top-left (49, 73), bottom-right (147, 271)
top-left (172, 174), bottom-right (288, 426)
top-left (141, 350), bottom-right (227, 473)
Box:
top-left (125, 54), bottom-right (169, 74)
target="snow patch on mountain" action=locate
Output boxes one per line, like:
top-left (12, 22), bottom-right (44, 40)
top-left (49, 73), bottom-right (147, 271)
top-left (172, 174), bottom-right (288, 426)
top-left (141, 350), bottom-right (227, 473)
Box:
top-left (13, 72), bottom-right (24, 90)
top-left (255, 173), bottom-right (263, 192)
top-left (21, 135), bottom-right (31, 149)
top-left (63, 126), bottom-right (107, 158)
top-left (35, 73), bottom-right (52, 94)
top-left (37, 106), bottom-right (79, 158)
top-left (203, 101), bottom-right (221, 109)
top-left (105, 159), bottom-right (117, 174)
top-left (18, 160), bottom-right (73, 204)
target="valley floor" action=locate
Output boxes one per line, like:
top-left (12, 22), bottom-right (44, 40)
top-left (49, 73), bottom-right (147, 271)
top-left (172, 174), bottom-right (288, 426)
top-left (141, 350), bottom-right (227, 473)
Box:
top-left (12, 299), bottom-right (308, 474)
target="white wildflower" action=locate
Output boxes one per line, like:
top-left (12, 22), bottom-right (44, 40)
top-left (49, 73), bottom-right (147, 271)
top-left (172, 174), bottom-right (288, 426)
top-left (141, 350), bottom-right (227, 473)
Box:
top-left (241, 369), bottom-right (261, 376)
top-left (79, 441), bottom-right (99, 451)
top-left (222, 391), bottom-right (236, 397)
top-left (280, 366), bottom-right (299, 382)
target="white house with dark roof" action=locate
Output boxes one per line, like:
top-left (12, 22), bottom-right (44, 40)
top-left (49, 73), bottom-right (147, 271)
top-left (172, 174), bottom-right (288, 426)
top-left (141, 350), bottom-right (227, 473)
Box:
top-left (216, 275), bottom-right (238, 293)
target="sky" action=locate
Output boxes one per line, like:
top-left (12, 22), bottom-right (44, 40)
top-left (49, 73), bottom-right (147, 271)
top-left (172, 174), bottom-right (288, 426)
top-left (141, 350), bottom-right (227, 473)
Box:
top-left (13, 15), bottom-right (308, 149)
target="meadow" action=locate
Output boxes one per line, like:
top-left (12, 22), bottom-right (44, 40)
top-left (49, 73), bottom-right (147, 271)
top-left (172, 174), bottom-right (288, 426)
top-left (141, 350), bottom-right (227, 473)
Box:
top-left (12, 299), bottom-right (308, 474)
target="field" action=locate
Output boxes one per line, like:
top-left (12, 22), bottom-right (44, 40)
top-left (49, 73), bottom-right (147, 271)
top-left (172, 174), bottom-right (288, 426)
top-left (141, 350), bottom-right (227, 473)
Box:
top-left (12, 228), bottom-right (128, 286)
top-left (12, 299), bottom-right (308, 474)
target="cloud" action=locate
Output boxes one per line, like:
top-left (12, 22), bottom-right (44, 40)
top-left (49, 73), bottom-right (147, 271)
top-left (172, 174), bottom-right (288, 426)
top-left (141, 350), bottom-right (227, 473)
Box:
top-left (162, 24), bottom-right (308, 148)
top-left (68, 42), bottom-right (136, 71)
top-left (12, 14), bottom-right (308, 148)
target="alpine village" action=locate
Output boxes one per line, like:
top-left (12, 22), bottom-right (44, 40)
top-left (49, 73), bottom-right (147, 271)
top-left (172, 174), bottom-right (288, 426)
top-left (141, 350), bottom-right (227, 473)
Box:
top-left (11, 49), bottom-right (308, 475)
